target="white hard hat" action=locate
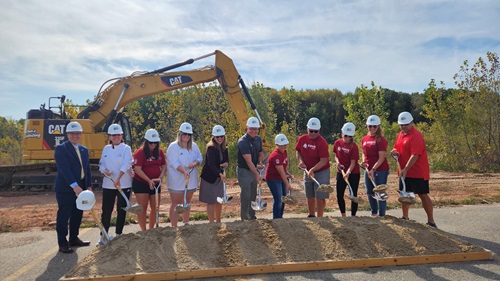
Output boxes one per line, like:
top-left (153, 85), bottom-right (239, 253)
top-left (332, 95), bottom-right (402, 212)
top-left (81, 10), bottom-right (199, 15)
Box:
top-left (341, 122), bottom-right (356, 136)
top-left (179, 122), bottom-right (193, 134)
top-left (307, 117), bottom-right (321, 130)
top-left (76, 190), bottom-right (96, 210)
top-left (246, 117), bottom-right (260, 128)
top-left (212, 125), bottom-right (226, 137)
top-left (366, 115), bottom-right (381, 126)
top-left (66, 121), bottom-right (83, 133)
top-left (107, 124), bottom-right (123, 134)
top-left (398, 111), bottom-right (414, 125)
top-left (275, 134), bottom-right (289, 145)
top-left (144, 129), bottom-right (160, 142)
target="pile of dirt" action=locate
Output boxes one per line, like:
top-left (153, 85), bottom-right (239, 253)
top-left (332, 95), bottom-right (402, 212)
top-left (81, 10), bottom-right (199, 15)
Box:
top-left (64, 215), bottom-right (484, 279)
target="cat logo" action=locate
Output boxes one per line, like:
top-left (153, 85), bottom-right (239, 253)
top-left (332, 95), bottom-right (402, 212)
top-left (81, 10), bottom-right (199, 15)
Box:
top-left (48, 124), bottom-right (66, 135)
top-left (161, 75), bottom-right (194, 87)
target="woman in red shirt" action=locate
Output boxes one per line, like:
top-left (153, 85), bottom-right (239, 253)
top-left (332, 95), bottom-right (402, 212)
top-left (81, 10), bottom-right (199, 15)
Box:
top-left (265, 134), bottom-right (293, 219)
top-left (360, 115), bottom-right (390, 217)
top-left (333, 123), bottom-right (360, 217)
top-left (132, 129), bottom-right (166, 230)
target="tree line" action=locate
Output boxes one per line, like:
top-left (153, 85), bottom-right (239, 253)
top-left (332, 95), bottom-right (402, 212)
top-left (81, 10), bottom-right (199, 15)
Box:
top-left (1, 52), bottom-right (498, 174)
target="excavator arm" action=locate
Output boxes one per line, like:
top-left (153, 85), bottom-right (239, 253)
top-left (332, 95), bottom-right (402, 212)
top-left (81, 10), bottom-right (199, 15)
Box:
top-left (78, 50), bottom-right (267, 150)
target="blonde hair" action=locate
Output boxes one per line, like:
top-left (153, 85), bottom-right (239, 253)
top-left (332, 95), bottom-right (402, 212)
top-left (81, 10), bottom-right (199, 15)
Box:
top-left (176, 131), bottom-right (193, 150)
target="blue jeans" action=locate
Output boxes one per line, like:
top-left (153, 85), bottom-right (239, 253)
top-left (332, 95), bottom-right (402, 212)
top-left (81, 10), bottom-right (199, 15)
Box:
top-left (266, 179), bottom-right (286, 219)
top-left (364, 170), bottom-right (389, 216)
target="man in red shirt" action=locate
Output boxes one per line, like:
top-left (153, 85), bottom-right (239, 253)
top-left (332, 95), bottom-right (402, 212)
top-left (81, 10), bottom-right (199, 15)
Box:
top-left (391, 112), bottom-right (436, 228)
top-left (295, 117), bottom-right (330, 217)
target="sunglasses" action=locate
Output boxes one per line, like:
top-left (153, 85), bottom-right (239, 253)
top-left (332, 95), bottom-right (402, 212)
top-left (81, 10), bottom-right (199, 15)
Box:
top-left (343, 135), bottom-right (353, 138)
top-left (368, 125), bottom-right (378, 128)
top-left (399, 124), bottom-right (410, 127)
top-left (309, 130), bottom-right (319, 133)
top-left (215, 136), bottom-right (225, 139)
top-left (182, 133), bottom-right (192, 136)
top-left (149, 142), bottom-right (159, 145)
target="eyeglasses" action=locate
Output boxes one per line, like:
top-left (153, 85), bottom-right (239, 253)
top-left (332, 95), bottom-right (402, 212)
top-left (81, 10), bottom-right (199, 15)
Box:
top-left (215, 136), bottom-right (225, 139)
top-left (149, 142), bottom-right (159, 145)
top-left (368, 125), bottom-right (378, 128)
top-left (343, 135), bottom-right (353, 138)
top-left (182, 133), bottom-right (192, 136)
top-left (110, 134), bottom-right (121, 137)
top-left (309, 130), bottom-right (319, 133)
top-left (399, 123), bottom-right (410, 127)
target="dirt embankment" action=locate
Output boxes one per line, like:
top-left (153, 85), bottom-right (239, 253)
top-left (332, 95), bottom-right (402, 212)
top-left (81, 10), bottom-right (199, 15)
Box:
top-left (64, 215), bottom-right (484, 278)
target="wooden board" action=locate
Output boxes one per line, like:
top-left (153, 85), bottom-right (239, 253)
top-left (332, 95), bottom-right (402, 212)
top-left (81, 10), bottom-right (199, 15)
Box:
top-left (60, 250), bottom-right (493, 281)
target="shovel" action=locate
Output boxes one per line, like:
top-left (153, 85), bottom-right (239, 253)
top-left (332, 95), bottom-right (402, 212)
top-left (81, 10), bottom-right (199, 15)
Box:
top-left (391, 155), bottom-right (417, 204)
top-left (217, 168), bottom-right (233, 204)
top-left (152, 178), bottom-right (161, 227)
top-left (175, 168), bottom-right (193, 214)
top-left (76, 190), bottom-right (112, 245)
top-left (281, 179), bottom-right (297, 205)
top-left (251, 167), bottom-right (267, 211)
top-left (103, 173), bottom-right (143, 215)
top-left (360, 166), bottom-right (389, 201)
top-left (299, 167), bottom-right (334, 193)
top-left (338, 166), bottom-right (364, 204)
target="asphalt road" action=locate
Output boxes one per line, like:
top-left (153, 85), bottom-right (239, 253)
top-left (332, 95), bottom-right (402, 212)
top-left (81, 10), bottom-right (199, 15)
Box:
top-left (1, 204), bottom-right (499, 281)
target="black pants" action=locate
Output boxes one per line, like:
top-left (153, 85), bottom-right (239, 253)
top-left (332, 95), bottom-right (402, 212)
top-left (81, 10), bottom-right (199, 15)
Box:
top-left (336, 173), bottom-right (360, 215)
top-left (101, 188), bottom-right (131, 235)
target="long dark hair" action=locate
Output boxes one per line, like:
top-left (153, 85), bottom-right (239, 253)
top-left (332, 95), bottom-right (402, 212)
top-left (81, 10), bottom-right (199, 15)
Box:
top-left (141, 139), bottom-right (160, 160)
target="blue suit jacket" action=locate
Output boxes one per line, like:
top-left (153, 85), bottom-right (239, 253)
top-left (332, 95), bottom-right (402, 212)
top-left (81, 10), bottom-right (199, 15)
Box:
top-left (54, 141), bottom-right (92, 193)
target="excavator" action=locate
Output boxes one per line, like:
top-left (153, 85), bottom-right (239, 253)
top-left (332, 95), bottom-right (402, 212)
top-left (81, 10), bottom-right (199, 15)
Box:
top-left (0, 50), bottom-right (269, 191)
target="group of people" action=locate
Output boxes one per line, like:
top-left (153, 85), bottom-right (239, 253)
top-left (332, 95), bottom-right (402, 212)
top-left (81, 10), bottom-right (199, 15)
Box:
top-left (54, 112), bottom-right (436, 254)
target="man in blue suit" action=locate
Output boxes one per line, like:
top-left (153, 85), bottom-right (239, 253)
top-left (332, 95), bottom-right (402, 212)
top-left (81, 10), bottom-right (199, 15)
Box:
top-left (54, 121), bottom-right (92, 253)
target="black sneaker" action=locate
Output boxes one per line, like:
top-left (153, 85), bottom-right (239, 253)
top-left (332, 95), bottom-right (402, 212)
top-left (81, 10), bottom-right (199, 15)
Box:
top-left (307, 214), bottom-right (316, 218)
top-left (427, 222), bottom-right (437, 228)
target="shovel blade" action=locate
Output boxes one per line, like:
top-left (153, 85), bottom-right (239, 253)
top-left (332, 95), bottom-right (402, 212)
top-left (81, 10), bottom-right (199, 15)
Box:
top-left (175, 204), bottom-right (185, 214)
top-left (373, 184), bottom-right (388, 192)
top-left (350, 196), bottom-right (364, 204)
top-left (127, 204), bottom-right (143, 215)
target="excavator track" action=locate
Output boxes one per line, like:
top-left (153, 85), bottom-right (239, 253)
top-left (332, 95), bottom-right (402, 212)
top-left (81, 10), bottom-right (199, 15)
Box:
top-left (0, 163), bottom-right (102, 192)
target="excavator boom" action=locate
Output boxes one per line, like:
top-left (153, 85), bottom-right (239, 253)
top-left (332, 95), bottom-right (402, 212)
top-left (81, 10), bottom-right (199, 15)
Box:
top-left (3, 50), bottom-right (268, 190)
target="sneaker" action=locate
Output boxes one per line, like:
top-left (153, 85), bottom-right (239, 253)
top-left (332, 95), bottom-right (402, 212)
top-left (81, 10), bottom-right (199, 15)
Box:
top-left (307, 215), bottom-right (316, 218)
top-left (183, 222), bottom-right (190, 226)
top-left (401, 217), bottom-right (409, 220)
top-left (426, 222), bottom-right (438, 228)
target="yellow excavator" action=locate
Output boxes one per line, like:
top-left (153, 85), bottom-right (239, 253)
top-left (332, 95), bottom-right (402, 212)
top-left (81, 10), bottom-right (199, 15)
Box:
top-left (0, 50), bottom-right (269, 190)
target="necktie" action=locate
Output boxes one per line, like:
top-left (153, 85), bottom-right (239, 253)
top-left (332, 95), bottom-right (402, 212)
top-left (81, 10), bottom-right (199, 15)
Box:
top-left (75, 146), bottom-right (85, 179)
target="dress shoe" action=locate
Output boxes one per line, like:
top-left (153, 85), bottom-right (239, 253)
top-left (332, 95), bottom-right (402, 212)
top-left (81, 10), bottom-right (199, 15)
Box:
top-left (59, 246), bottom-right (74, 253)
top-left (69, 238), bottom-right (91, 247)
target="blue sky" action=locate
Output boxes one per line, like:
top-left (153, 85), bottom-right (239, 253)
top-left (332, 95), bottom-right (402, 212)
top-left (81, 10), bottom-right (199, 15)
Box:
top-left (1, 0), bottom-right (499, 120)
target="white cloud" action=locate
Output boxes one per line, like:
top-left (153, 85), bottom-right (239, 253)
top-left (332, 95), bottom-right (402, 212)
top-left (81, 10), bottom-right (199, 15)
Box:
top-left (1, 0), bottom-right (499, 119)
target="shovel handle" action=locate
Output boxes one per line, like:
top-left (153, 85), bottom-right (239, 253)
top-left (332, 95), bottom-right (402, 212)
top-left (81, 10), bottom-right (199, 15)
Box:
top-left (90, 209), bottom-right (110, 243)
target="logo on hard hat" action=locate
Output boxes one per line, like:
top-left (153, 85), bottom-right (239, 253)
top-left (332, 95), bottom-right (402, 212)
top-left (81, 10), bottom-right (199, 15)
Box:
top-left (153, 133), bottom-right (158, 138)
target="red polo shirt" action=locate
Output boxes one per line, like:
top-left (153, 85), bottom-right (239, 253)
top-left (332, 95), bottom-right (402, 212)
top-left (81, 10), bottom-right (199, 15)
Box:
top-left (393, 126), bottom-right (430, 180)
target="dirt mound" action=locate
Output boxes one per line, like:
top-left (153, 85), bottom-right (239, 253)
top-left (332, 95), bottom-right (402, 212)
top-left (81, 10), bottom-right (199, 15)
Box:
top-left (64, 216), bottom-right (484, 279)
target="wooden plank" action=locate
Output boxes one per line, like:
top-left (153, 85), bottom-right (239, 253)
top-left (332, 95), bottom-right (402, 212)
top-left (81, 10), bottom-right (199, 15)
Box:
top-left (60, 250), bottom-right (493, 281)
